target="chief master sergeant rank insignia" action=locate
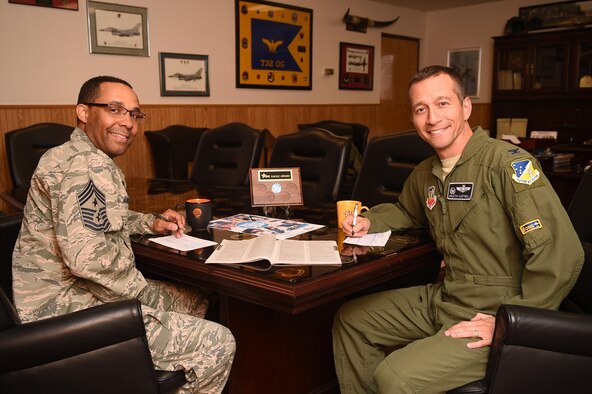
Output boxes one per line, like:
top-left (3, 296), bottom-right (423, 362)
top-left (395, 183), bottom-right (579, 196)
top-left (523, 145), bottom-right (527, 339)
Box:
top-left (77, 180), bottom-right (110, 232)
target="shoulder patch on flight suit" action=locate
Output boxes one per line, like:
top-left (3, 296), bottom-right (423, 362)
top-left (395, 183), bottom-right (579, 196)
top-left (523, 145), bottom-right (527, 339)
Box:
top-left (511, 160), bottom-right (540, 185)
top-left (77, 180), bottom-right (111, 231)
top-left (520, 219), bottom-right (543, 235)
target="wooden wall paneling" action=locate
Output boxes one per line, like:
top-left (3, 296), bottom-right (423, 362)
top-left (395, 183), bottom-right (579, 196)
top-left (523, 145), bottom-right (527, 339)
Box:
top-left (0, 103), bottom-right (489, 212)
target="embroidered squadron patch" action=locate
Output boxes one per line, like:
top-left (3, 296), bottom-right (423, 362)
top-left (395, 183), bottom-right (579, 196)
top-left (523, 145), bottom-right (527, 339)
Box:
top-left (520, 219), bottom-right (542, 235)
top-left (511, 160), bottom-right (540, 185)
top-left (447, 182), bottom-right (474, 200)
top-left (426, 186), bottom-right (437, 210)
top-left (77, 180), bottom-right (110, 231)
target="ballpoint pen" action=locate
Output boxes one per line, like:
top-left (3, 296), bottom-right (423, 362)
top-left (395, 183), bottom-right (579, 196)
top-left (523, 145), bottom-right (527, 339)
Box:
top-left (351, 203), bottom-right (358, 237)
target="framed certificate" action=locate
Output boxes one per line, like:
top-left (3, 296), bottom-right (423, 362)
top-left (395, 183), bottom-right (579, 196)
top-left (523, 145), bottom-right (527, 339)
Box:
top-left (249, 168), bottom-right (303, 207)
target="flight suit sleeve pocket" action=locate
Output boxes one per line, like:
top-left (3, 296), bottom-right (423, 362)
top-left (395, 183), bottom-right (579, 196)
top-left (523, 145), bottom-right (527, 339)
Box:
top-left (513, 191), bottom-right (551, 250)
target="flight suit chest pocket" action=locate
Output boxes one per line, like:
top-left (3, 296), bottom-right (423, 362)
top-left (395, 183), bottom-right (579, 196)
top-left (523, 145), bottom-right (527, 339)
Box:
top-left (448, 188), bottom-right (487, 231)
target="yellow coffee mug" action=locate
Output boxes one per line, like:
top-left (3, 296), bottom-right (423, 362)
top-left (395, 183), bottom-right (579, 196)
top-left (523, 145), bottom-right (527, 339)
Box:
top-left (336, 200), bottom-right (369, 229)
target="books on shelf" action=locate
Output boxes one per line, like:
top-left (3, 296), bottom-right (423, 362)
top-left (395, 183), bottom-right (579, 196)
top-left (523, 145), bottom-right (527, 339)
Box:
top-left (205, 235), bottom-right (342, 269)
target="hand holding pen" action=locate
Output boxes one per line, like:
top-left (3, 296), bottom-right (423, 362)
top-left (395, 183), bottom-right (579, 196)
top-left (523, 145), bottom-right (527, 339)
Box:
top-left (351, 203), bottom-right (359, 237)
top-left (152, 209), bottom-right (185, 237)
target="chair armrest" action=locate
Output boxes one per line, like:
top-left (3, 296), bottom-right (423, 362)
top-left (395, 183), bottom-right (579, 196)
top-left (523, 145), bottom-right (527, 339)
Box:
top-left (494, 304), bottom-right (592, 357)
top-left (0, 299), bottom-right (149, 372)
top-left (0, 192), bottom-right (24, 211)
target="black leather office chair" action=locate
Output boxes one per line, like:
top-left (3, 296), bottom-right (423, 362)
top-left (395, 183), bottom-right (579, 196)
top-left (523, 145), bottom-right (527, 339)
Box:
top-left (268, 128), bottom-right (351, 206)
top-left (352, 130), bottom-right (435, 207)
top-left (448, 171), bottom-right (592, 394)
top-left (0, 213), bottom-right (186, 394)
top-left (297, 120), bottom-right (369, 155)
top-left (190, 122), bottom-right (266, 188)
top-left (145, 125), bottom-right (208, 180)
top-left (298, 120), bottom-right (369, 200)
top-left (0, 212), bottom-right (23, 302)
top-left (3, 123), bottom-right (73, 209)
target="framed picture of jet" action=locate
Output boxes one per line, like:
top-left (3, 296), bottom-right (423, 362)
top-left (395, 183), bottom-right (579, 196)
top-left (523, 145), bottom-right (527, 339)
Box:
top-left (9, 0), bottom-right (78, 11)
top-left (339, 42), bottom-right (374, 90)
top-left (235, 0), bottom-right (313, 90)
top-left (86, 1), bottom-right (149, 57)
top-left (159, 52), bottom-right (210, 97)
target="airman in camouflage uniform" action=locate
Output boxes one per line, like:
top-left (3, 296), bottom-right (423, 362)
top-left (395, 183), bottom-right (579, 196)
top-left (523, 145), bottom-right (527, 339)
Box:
top-left (12, 76), bottom-right (235, 393)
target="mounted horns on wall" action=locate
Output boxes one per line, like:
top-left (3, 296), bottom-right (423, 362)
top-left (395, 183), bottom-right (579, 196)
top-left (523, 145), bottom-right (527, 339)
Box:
top-left (342, 8), bottom-right (399, 33)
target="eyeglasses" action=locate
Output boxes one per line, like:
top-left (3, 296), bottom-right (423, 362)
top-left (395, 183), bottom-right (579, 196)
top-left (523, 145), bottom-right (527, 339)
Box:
top-left (84, 102), bottom-right (147, 121)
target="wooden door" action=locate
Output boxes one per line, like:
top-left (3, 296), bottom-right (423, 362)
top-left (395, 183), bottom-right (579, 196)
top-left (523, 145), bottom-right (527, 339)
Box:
top-left (379, 34), bottom-right (419, 136)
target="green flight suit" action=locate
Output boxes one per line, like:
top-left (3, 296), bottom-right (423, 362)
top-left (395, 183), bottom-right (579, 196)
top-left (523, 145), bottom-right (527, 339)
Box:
top-left (333, 128), bottom-right (584, 393)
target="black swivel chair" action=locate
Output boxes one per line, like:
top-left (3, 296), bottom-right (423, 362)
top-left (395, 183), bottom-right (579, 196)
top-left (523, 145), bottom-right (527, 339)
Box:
top-left (448, 170), bottom-right (592, 394)
top-left (190, 122), bottom-right (266, 188)
top-left (3, 123), bottom-right (73, 210)
top-left (0, 213), bottom-right (186, 394)
top-left (268, 128), bottom-right (351, 207)
top-left (145, 125), bottom-right (208, 180)
top-left (352, 130), bottom-right (435, 207)
top-left (298, 120), bottom-right (369, 200)
top-left (297, 120), bottom-right (369, 155)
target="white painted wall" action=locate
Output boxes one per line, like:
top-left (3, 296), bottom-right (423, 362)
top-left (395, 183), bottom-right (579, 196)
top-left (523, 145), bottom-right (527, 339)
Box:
top-left (423, 0), bottom-right (558, 103)
top-left (0, 0), bottom-right (423, 105)
top-left (0, 0), bottom-right (558, 105)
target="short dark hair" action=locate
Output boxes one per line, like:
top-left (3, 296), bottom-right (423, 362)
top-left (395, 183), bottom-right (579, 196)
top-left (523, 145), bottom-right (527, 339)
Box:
top-left (409, 65), bottom-right (465, 101)
top-left (77, 76), bottom-right (133, 104)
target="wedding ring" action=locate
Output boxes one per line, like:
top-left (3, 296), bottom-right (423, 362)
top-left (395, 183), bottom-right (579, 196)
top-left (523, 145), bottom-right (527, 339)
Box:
top-left (475, 329), bottom-right (479, 337)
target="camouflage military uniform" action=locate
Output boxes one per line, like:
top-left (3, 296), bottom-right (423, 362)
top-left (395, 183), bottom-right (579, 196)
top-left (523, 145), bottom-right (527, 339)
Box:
top-left (13, 128), bottom-right (235, 393)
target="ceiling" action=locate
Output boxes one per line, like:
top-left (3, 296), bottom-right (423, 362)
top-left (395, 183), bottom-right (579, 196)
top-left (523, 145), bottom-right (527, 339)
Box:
top-left (371, 0), bottom-right (505, 12)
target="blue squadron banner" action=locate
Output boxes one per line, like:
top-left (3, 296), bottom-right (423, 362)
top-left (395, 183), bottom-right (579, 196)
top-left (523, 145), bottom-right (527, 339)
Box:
top-left (236, 0), bottom-right (312, 89)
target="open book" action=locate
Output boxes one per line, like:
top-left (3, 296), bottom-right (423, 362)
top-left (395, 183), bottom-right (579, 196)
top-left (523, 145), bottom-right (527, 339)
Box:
top-left (205, 235), bottom-right (342, 268)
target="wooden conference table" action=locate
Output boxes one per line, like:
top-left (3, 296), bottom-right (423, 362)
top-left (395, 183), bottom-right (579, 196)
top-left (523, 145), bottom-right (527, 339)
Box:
top-left (128, 179), bottom-right (442, 394)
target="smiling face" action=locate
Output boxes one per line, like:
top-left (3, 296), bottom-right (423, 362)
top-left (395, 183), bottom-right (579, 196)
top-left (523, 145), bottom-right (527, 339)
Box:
top-left (75, 82), bottom-right (140, 158)
top-left (409, 73), bottom-right (473, 159)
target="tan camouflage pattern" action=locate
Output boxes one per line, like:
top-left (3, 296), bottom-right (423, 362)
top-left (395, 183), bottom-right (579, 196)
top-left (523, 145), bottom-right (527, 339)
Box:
top-left (139, 279), bottom-right (235, 393)
top-left (12, 128), bottom-right (235, 393)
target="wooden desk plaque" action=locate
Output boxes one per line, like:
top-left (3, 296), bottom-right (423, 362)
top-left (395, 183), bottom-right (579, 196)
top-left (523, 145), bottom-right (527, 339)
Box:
top-left (249, 168), bottom-right (303, 207)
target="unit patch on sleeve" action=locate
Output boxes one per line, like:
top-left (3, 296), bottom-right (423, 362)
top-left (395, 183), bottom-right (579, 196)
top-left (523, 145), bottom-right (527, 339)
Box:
top-left (447, 182), bottom-right (474, 200)
top-left (511, 160), bottom-right (540, 185)
top-left (77, 180), bottom-right (111, 232)
top-left (519, 219), bottom-right (542, 235)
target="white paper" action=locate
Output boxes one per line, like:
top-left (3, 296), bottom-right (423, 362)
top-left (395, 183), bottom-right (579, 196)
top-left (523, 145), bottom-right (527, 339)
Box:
top-left (530, 131), bottom-right (557, 140)
top-left (149, 234), bottom-right (218, 252)
top-left (345, 231), bottom-right (391, 247)
top-left (501, 134), bottom-right (521, 144)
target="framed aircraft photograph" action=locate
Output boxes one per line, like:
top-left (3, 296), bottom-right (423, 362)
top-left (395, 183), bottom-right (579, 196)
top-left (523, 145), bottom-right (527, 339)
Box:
top-left (9, 0), bottom-right (78, 11)
top-left (86, 0), bottom-right (149, 57)
top-left (159, 52), bottom-right (210, 97)
top-left (235, 0), bottom-right (313, 90)
top-left (339, 42), bottom-right (375, 90)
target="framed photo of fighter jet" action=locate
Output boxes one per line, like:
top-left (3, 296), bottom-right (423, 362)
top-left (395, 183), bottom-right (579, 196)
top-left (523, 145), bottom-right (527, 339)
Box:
top-left (86, 1), bottom-right (149, 57)
top-left (159, 52), bottom-right (210, 97)
top-left (235, 0), bottom-right (312, 90)
top-left (9, 0), bottom-right (78, 11)
top-left (339, 42), bottom-right (375, 90)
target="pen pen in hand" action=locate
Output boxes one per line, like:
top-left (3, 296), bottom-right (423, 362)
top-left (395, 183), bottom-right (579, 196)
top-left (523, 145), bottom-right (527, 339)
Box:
top-left (152, 212), bottom-right (180, 233)
top-left (351, 203), bottom-right (359, 237)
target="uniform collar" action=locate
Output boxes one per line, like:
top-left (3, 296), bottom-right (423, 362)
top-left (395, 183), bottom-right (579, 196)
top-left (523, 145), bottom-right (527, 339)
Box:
top-left (430, 126), bottom-right (488, 178)
top-left (71, 127), bottom-right (111, 161)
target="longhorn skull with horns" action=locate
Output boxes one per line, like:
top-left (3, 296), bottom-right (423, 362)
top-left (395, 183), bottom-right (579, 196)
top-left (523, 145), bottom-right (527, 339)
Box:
top-left (342, 8), bottom-right (399, 33)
